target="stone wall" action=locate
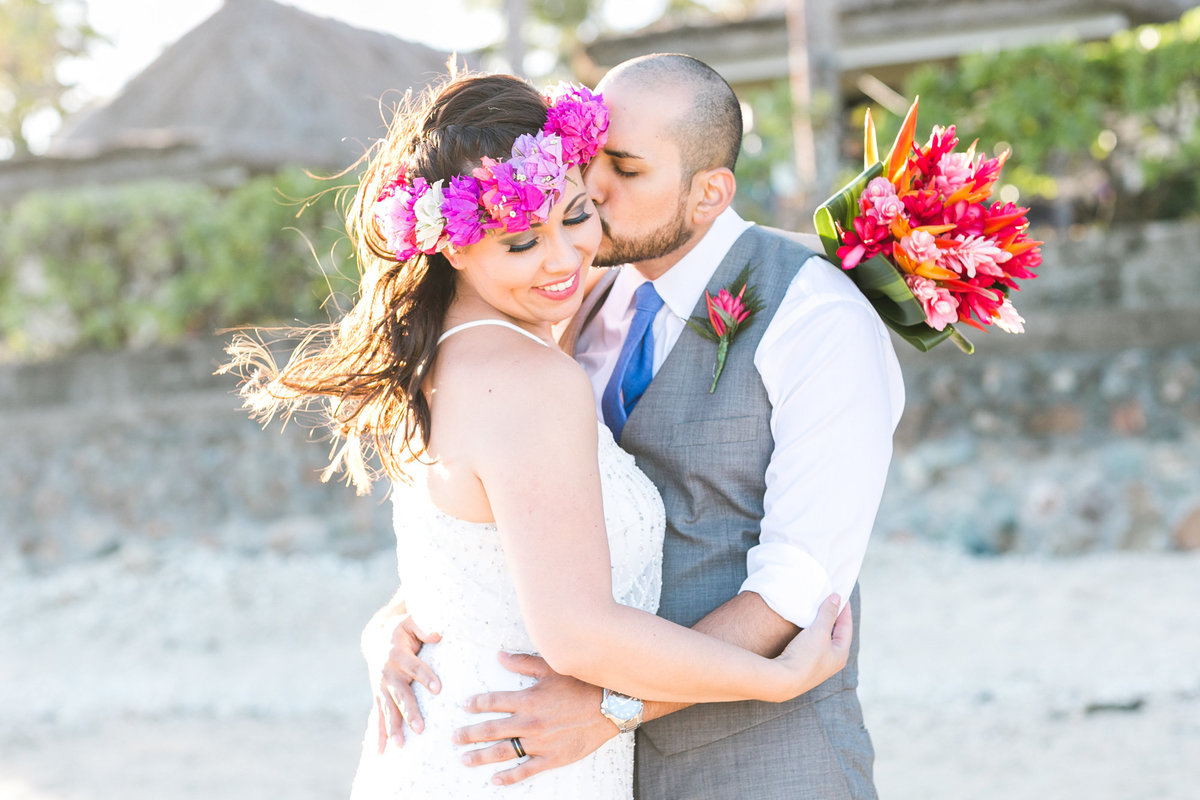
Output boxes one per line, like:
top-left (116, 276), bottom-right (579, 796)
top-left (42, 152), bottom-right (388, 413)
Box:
top-left (2, 221), bottom-right (1199, 568)
top-left (1, 342), bottom-right (394, 570)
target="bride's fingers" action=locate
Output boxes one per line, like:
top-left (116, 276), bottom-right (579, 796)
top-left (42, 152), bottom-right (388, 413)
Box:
top-left (808, 593), bottom-right (842, 638)
top-left (459, 738), bottom-right (529, 768)
top-left (830, 602), bottom-right (853, 653)
top-left (497, 651), bottom-right (551, 679)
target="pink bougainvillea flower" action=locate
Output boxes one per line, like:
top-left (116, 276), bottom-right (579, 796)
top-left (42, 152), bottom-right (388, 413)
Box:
top-left (441, 175), bottom-right (485, 248)
top-left (475, 160), bottom-right (552, 232)
top-left (543, 83), bottom-right (610, 164)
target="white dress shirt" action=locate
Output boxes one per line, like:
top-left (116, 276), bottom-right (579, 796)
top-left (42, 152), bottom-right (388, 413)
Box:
top-left (576, 207), bottom-right (905, 628)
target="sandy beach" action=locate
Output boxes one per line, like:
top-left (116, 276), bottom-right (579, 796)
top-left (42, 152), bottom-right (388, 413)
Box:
top-left (2, 540), bottom-right (1197, 800)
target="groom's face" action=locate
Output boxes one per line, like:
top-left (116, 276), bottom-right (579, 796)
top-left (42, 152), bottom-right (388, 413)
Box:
top-left (584, 81), bottom-right (695, 269)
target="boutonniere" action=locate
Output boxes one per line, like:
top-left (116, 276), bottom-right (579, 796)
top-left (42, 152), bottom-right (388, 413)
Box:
top-left (686, 265), bottom-right (763, 393)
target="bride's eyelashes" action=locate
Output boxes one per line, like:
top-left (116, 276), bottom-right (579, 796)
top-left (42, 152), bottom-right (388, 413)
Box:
top-left (504, 205), bottom-right (593, 254)
top-left (564, 208), bottom-right (593, 227)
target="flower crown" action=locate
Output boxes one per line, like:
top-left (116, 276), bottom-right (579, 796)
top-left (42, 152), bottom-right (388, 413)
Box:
top-left (373, 83), bottom-right (609, 261)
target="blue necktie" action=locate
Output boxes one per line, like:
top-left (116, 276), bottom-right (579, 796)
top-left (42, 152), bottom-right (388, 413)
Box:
top-left (602, 282), bottom-right (664, 441)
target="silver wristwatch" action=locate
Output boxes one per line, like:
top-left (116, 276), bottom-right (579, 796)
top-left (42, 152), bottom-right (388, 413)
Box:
top-left (600, 688), bottom-right (644, 734)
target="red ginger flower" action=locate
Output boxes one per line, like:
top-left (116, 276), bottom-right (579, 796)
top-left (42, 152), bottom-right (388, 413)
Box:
top-left (706, 286), bottom-right (752, 337)
top-left (687, 266), bottom-right (763, 393)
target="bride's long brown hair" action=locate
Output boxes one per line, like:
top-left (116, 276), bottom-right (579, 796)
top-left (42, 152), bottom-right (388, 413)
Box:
top-left (222, 72), bottom-right (551, 493)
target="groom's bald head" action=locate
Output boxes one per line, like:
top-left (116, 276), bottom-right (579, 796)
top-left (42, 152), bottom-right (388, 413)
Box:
top-left (597, 54), bottom-right (743, 183)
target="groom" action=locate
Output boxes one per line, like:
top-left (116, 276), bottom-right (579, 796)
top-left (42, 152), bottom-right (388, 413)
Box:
top-left (380, 54), bottom-right (903, 798)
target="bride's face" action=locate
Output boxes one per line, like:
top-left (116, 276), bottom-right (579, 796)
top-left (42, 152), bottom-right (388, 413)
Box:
top-left (446, 167), bottom-right (600, 328)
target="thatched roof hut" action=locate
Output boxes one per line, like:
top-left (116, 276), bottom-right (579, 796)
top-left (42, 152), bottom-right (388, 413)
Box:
top-left (1, 0), bottom-right (456, 200)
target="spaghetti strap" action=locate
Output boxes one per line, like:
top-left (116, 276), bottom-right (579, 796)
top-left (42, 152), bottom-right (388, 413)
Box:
top-left (437, 319), bottom-right (550, 347)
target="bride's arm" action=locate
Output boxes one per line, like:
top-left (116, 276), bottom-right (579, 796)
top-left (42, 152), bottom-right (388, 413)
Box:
top-left (469, 354), bottom-right (846, 705)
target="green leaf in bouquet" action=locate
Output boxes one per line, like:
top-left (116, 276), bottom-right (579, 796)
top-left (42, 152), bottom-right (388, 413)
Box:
top-left (813, 162), bottom-right (883, 263)
top-left (851, 255), bottom-right (975, 353)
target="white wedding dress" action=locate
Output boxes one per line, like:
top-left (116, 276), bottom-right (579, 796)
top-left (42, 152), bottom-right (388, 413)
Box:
top-left (350, 320), bottom-right (665, 799)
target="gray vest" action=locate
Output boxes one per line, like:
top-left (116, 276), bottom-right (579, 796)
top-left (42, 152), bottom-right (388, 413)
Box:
top-left (612, 227), bottom-right (874, 798)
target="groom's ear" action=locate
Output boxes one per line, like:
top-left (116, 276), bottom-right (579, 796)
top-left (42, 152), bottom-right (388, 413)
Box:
top-left (689, 167), bottom-right (736, 226)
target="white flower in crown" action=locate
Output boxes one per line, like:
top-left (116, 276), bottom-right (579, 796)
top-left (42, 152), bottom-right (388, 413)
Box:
top-left (413, 179), bottom-right (447, 253)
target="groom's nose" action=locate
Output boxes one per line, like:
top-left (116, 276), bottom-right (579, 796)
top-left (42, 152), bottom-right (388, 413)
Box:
top-left (582, 160), bottom-right (609, 206)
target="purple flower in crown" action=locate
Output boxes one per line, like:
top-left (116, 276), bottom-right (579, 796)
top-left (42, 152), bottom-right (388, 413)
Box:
top-left (511, 131), bottom-right (569, 218)
top-left (543, 83), bottom-right (609, 164)
top-left (475, 159), bottom-right (553, 233)
top-left (442, 175), bottom-right (486, 248)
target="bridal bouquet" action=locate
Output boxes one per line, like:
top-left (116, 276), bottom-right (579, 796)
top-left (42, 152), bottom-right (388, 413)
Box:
top-left (814, 98), bottom-right (1042, 353)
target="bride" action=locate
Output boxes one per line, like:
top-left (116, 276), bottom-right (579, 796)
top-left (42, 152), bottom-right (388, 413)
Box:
top-left (225, 71), bottom-right (850, 798)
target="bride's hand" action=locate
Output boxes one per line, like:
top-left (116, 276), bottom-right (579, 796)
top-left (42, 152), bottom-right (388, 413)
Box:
top-left (769, 594), bottom-right (852, 702)
top-left (361, 606), bottom-right (442, 752)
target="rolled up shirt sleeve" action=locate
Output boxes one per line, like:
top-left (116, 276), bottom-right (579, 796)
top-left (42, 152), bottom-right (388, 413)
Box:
top-left (741, 257), bottom-right (904, 628)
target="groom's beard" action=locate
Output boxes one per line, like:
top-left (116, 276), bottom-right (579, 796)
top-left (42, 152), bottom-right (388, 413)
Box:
top-left (593, 196), bottom-right (693, 267)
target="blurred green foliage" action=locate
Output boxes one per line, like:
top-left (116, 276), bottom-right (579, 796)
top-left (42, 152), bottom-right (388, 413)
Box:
top-left (0, 169), bottom-right (358, 361)
top-left (0, 0), bottom-right (103, 158)
top-left (736, 9), bottom-right (1199, 229)
top-left (888, 8), bottom-right (1200, 224)
top-left (734, 80), bottom-right (799, 226)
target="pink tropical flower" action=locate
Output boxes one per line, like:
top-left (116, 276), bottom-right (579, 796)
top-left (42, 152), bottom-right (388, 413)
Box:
top-left (836, 214), bottom-right (892, 270)
top-left (905, 274), bottom-right (959, 331)
top-left (932, 151), bottom-right (976, 197)
top-left (687, 269), bottom-right (762, 393)
top-left (939, 234), bottom-right (1012, 279)
top-left (861, 176), bottom-right (904, 223)
top-left (899, 228), bottom-right (940, 266)
top-left (941, 199), bottom-right (985, 235)
top-left (706, 287), bottom-right (752, 337)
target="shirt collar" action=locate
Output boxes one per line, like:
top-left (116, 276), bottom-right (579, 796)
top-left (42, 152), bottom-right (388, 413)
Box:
top-left (613, 207), bottom-right (753, 319)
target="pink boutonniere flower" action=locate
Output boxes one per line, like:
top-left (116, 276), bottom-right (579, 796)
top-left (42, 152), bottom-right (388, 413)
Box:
top-left (687, 266), bottom-right (763, 393)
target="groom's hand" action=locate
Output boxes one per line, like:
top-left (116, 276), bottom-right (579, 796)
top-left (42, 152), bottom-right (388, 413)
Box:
top-left (454, 652), bottom-right (617, 786)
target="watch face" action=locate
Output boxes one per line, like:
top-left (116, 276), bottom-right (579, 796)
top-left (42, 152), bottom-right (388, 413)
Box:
top-left (603, 691), bottom-right (643, 728)
top-left (607, 694), bottom-right (641, 719)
